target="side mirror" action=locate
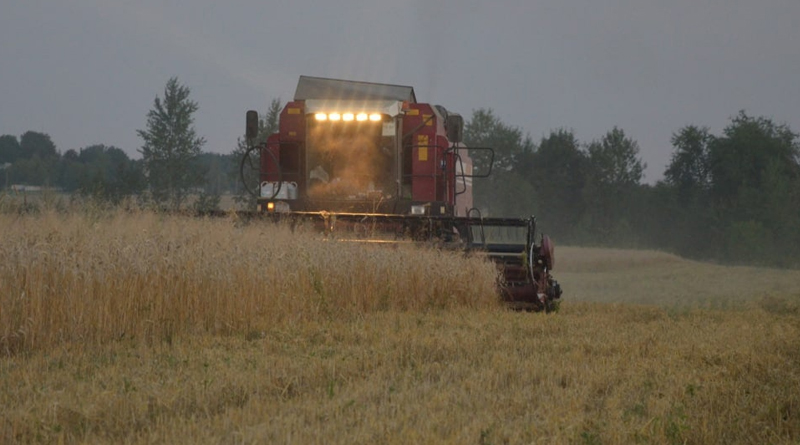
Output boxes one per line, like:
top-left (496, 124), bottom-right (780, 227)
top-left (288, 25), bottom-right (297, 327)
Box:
top-left (445, 113), bottom-right (464, 144)
top-left (246, 110), bottom-right (259, 141)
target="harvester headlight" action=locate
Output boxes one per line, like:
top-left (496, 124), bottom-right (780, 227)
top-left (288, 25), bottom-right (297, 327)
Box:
top-left (314, 112), bottom-right (383, 122)
top-left (411, 205), bottom-right (426, 215)
top-left (266, 202), bottom-right (275, 212)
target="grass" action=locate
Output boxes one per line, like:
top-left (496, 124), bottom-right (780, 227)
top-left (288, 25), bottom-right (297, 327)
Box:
top-left (1, 211), bottom-right (799, 444)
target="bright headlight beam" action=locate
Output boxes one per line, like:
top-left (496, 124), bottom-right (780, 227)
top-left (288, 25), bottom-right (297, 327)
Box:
top-left (319, 112), bottom-right (382, 122)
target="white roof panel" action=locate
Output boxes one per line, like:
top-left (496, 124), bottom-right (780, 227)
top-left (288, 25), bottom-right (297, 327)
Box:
top-left (294, 76), bottom-right (416, 103)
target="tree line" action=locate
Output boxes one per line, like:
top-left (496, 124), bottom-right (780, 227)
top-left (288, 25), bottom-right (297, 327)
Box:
top-left (0, 131), bottom-right (238, 209)
top-left (2, 77), bottom-right (798, 266)
top-left (0, 79), bottom-right (240, 210)
top-left (0, 78), bottom-right (280, 211)
top-left (465, 109), bottom-right (800, 267)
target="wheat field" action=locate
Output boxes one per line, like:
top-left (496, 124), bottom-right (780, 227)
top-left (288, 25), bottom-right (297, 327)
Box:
top-left (1, 211), bottom-right (799, 444)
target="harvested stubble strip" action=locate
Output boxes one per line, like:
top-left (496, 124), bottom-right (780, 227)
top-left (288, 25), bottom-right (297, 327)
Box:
top-left (0, 211), bottom-right (500, 355)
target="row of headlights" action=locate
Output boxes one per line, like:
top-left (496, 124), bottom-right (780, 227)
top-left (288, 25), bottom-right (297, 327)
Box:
top-left (314, 112), bottom-right (383, 122)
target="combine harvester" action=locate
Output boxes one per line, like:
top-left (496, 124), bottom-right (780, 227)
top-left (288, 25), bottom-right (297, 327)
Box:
top-left (240, 76), bottom-right (562, 311)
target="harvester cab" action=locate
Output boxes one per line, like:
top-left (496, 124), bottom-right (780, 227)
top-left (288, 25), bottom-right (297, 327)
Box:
top-left (242, 75), bottom-right (488, 217)
top-left (240, 76), bottom-right (561, 311)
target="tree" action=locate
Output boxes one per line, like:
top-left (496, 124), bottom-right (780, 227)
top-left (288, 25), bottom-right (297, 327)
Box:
top-left (78, 145), bottom-right (145, 203)
top-left (0, 135), bottom-right (22, 165)
top-left (197, 152), bottom-right (236, 195)
top-left (55, 145), bottom-right (145, 201)
top-left (519, 129), bottom-right (588, 241)
top-left (656, 126), bottom-right (718, 258)
top-left (647, 113), bottom-right (800, 265)
top-left (464, 108), bottom-right (533, 173)
top-left (708, 111), bottom-right (799, 211)
top-left (664, 126), bottom-right (712, 197)
top-left (19, 131), bottom-right (58, 160)
top-left (464, 108), bottom-right (536, 217)
top-left (137, 77), bottom-right (206, 210)
top-left (586, 127), bottom-right (645, 187)
top-left (232, 98), bottom-right (282, 209)
top-left (2, 132), bottom-right (60, 186)
top-left (193, 152), bottom-right (239, 212)
top-left (58, 149), bottom-right (83, 192)
top-left (581, 127), bottom-right (646, 243)
top-left (707, 112), bottom-right (800, 263)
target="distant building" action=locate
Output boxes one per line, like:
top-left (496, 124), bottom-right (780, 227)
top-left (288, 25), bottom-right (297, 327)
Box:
top-left (11, 185), bottom-right (44, 192)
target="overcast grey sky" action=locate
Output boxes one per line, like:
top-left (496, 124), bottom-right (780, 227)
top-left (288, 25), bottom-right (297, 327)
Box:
top-left (2, 0), bottom-right (798, 182)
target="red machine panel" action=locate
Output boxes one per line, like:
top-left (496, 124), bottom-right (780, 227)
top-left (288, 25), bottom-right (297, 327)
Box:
top-left (404, 104), bottom-right (442, 203)
top-left (279, 101), bottom-right (305, 143)
top-left (262, 133), bottom-right (281, 183)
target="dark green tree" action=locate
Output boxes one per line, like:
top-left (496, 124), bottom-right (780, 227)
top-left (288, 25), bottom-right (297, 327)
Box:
top-left (464, 108), bottom-right (534, 173)
top-left (657, 126), bottom-right (718, 258)
top-left (193, 152), bottom-right (239, 212)
top-left (0, 135), bottom-right (22, 165)
top-left (137, 77), bottom-right (206, 210)
top-left (19, 131), bottom-right (58, 160)
top-left (586, 127), bottom-right (645, 187)
top-left (708, 112), bottom-right (798, 211)
top-left (707, 112), bottom-right (800, 263)
top-left (0, 135), bottom-right (21, 189)
top-left (58, 149), bottom-right (84, 192)
top-left (581, 127), bottom-right (646, 244)
top-left (6, 156), bottom-right (60, 187)
top-left (77, 145), bottom-right (145, 204)
top-left (665, 126), bottom-right (712, 197)
top-left (515, 129), bottom-right (588, 241)
top-left (197, 152), bottom-right (236, 195)
top-left (2, 132), bottom-right (60, 186)
top-left (464, 108), bottom-right (536, 217)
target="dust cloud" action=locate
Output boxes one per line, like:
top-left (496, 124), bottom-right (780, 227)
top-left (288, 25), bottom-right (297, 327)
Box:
top-left (306, 121), bottom-right (395, 200)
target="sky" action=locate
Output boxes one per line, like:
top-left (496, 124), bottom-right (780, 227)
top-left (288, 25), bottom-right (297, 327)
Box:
top-left (2, 0), bottom-right (799, 183)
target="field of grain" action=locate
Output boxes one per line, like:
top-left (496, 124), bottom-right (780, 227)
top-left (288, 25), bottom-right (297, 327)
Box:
top-left (1, 211), bottom-right (799, 444)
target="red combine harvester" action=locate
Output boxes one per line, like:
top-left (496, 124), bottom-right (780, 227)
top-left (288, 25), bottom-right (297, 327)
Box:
top-left (240, 76), bottom-right (561, 311)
